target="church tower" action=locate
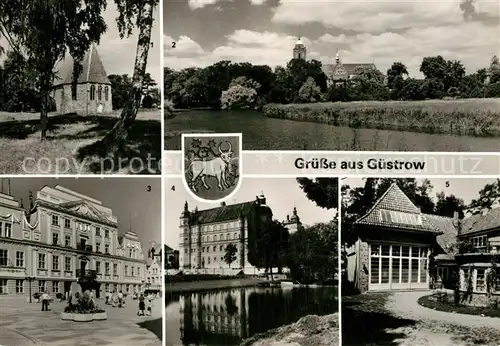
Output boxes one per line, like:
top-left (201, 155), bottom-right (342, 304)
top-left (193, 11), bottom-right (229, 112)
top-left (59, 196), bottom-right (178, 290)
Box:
top-left (283, 206), bottom-right (302, 235)
top-left (293, 37), bottom-right (307, 60)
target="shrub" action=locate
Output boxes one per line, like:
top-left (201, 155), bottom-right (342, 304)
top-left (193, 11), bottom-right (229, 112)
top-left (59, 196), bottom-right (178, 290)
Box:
top-left (262, 99), bottom-right (500, 137)
top-left (64, 291), bottom-right (104, 314)
top-left (56, 293), bottom-right (65, 300)
top-left (33, 292), bottom-right (41, 300)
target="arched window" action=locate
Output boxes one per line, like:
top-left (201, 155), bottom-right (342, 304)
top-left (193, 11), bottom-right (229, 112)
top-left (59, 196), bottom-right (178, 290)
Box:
top-left (105, 86), bottom-right (109, 101)
top-left (98, 85), bottom-right (102, 101)
top-left (89, 85), bottom-right (96, 100)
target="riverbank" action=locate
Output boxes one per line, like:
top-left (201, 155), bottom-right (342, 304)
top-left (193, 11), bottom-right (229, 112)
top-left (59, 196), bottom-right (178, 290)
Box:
top-left (240, 313), bottom-right (339, 346)
top-left (262, 98), bottom-right (500, 137)
top-left (165, 277), bottom-right (266, 294)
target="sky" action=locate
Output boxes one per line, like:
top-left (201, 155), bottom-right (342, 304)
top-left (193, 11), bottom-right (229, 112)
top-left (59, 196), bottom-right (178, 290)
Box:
top-left (0, 178), bottom-right (161, 252)
top-left (342, 178), bottom-right (496, 205)
top-left (164, 177), bottom-right (337, 249)
top-left (164, 0), bottom-right (500, 78)
top-left (0, 1), bottom-right (162, 83)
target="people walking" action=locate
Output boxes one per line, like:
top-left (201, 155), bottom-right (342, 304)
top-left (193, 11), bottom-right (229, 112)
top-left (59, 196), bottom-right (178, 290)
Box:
top-left (41, 291), bottom-right (50, 311)
top-left (137, 293), bottom-right (145, 316)
top-left (118, 291), bottom-right (123, 308)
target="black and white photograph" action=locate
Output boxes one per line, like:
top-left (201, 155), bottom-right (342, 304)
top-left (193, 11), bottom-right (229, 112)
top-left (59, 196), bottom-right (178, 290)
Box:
top-left (164, 0), bottom-right (500, 151)
top-left (341, 178), bottom-right (500, 346)
top-left (165, 177), bottom-right (339, 346)
top-left (0, 0), bottom-right (162, 174)
top-left (0, 178), bottom-right (162, 346)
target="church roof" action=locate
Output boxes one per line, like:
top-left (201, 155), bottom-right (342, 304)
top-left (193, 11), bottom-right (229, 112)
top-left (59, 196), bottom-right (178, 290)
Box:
top-left (53, 45), bottom-right (111, 86)
top-left (322, 62), bottom-right (377, 76)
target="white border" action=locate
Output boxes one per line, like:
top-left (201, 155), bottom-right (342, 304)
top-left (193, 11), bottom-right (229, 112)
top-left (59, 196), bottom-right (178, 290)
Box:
top-left (337, 181), bottom-right (342, 346)
top-left (181, 133), bottom-right (244, 204)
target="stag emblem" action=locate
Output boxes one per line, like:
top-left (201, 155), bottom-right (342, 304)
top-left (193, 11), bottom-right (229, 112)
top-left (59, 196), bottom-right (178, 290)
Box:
top-left (182, 134), bottom-right (242, 201)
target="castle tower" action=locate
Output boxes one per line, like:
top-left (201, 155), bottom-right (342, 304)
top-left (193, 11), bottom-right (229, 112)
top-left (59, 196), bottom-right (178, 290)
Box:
top-left (293, 37), bottom-right (307, 60)
top-left (52, 44), bottom-right (113, 115)
top-left (284, 206), bottom-right (301, 234)
top-left (335, 51), bottom-right (341, 64)
top-left (179, 201), bottom-right (191, 269)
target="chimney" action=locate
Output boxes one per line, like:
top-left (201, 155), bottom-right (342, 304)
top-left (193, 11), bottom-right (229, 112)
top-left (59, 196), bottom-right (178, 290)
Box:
top-left (454, 211), bottom-right (462, 236)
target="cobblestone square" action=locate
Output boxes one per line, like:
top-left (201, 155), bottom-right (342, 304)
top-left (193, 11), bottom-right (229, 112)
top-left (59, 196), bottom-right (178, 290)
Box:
top-left (0, 296), bottom-right (162, 346)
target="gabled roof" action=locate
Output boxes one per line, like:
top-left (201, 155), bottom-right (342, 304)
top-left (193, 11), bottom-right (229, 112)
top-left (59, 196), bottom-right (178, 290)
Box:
top-left (424, 214), bottom-right (458, 253)
top-left (190, 201), bottom-right (255, 224)
top-left (355, 184), bottom-right (440, 234)
top-left (53, 45), bottom-right (111, 86)
top-left (460, 208), bottom-right (500, 236)
top-left (322, 62), bottom-right (377, 76)
top-left (36, 199), bottom-right (117, 227)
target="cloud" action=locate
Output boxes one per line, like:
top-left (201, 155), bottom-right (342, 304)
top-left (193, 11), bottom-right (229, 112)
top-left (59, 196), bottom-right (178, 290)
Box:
top-left (188, 0), bottom-right (219, 10)
top-left (165, 18), bottom-right (498, 78)
top-left (271, 0), bottom-right (499, 32)
top-left (250, 0), bottom-right (267, 4)
top-left (165, 35), bottom-right (205, 57)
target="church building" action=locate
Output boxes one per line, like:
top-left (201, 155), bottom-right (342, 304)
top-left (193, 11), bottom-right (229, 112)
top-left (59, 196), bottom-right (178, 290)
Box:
top-left (292, 38), bottom-right (379, 87)
top-left (52, 45), bottom-right (113, 115)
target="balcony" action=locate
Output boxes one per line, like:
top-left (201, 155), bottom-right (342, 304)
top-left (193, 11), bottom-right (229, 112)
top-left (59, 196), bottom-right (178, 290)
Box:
top-left (76, 269), bottom-right (97, 278)
top-left (76, 244), bottom-right (93, 252)
top-left (459, 240), bottom-right (500, 254)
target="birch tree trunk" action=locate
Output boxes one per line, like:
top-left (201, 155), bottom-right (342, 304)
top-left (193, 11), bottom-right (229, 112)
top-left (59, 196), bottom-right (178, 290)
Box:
top-left (92, 1), bottom-right (154, 155)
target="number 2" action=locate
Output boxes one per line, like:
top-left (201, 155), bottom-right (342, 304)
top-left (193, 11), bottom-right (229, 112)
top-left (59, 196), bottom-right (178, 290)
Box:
top-left (172, 41), bottom-right (176, 48)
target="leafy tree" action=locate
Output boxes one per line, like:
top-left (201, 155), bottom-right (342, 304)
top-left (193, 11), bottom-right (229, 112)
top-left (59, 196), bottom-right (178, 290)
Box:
top-left (286, 221), bottom-right (337, 284)
top-left (223, 243), bottom-right (238, 269)
top-left (401, 78), bottom-right (426, 100)
top-left (109, 74), bottom-right (133, 110)
top-left (297, 178), bottom-right (338, 210)
top-left (470, 179), bottom-right (500, 209)
top-left (435, 192), bottom-right (465, 218)
top-left (297, 77), bottom-right (323, 103)
top-left (220, 84), bottom-right (257, 110)
top-left (490, 55), bottom-right (500, 84)
top-left (386, 62), bottom-right (408, 92)
top-left (1, 0), bottom-right (108, 139)
top-left (84, 0), bottom-right (159, 157)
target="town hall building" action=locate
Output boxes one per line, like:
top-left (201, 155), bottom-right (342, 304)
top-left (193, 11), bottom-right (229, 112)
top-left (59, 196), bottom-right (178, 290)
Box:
top-left (52, 44), bottom-right (113, 115)
top-left (178, 194), bottom-right (302, 275)
top-left (0, 184), bottom-right (146, 297)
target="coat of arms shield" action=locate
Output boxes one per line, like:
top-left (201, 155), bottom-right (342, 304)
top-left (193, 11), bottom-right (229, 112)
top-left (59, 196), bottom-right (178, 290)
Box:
top-left (182, 133), bottom-right (242, 202)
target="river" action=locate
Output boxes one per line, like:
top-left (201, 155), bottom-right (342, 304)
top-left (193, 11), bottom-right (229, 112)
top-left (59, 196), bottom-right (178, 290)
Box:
top-left (165, 286), bottom-right (338, 346)
top-left (164, 109), bottom-right (500, 151)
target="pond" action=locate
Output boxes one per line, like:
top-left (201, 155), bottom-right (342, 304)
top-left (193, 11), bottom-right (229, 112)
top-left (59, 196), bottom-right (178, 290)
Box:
top-left (164, 110), bottom-right (500, 151)
top-left (165, 286), bottom-right (338, 346)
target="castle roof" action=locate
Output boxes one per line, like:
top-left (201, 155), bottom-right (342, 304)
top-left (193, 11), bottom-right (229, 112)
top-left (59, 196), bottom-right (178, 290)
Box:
top-left (189, 201), bottom-right (255, 224)
top-left (322, 62), bottom-right (377, 77)
top-left (53, 45), bottom-right (111, 87)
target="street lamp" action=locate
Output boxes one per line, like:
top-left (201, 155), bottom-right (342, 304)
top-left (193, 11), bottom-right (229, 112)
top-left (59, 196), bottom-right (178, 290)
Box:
top-left (25, 270), bottom-right (35, 303)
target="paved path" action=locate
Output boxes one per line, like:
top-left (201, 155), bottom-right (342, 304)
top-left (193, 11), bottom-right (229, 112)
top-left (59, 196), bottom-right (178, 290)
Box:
top-left (0, 296), bottom-right (162, 346)
top-left (387, 291), bottom-right (500, 329)
top-left (385, 291), bottom-right (500, 346)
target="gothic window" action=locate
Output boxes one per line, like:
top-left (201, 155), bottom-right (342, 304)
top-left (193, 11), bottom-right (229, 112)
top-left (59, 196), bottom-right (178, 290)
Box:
top-left (105, 86), bottom-right (109, 101)
top-left (98, 85), bottom-right (103, 101)
top-left (90, 85), bottom-right (96, 100)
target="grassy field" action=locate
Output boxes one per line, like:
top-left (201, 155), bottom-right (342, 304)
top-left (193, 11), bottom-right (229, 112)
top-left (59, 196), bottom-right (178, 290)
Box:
top-left (263, 98), bottom-right (500, 137)
top-left (0, 110), bottom-right (161, 174)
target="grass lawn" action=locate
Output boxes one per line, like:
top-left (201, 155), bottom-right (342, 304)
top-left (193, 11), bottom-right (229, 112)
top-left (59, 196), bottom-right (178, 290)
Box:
top-left (418, 293), bottom-right (500, 318)
top-left (263, 98), bottom-right (500, 137)
top-left (0, 110), bottom-right (161, 174)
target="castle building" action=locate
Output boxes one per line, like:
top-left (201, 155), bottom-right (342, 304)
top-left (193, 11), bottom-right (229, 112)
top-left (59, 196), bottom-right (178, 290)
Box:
top-left (52, 44), bottom-right (113, 115)
top-left (178, 194), bottom-right (302, 275)
top-left (0, 185), bottom-right (145, 298)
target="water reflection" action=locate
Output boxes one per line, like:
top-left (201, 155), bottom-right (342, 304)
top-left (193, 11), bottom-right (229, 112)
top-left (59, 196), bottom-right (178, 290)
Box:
top-left (166, 287), bottom-right (337, 346)
top-left (165, 110), bottom-right (500, 151)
